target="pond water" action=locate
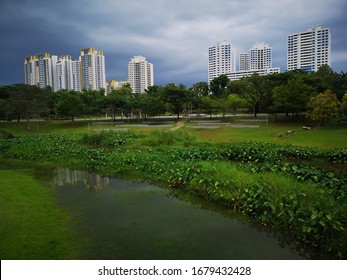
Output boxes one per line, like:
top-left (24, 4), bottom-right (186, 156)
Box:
top-left (47, 167), bottom-right (305, 260)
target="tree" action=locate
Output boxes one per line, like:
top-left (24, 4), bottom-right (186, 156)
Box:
top-left (307, 90), bottom-right (340, 126)
top-left (200, 95), bottom-right (218, 119)
top-left (227, 94), bottom-right (247, 114)
top-left (231, 74), bottom-right (271, 117)
top-left (340, 92), bottom-right (347, 115)
top-left (312, 65), bottom-right (336, 93)
top-left (4, 84), bottom-right (49, 126)
top-left (105, 85), bottom-right (134, 120)
top-left (163, 83), bottom-right (189, 119)
top-left (136, 91), bottom-right (166, 119)
top-left (191, 82), bottom-right (209, 96)
top-left (55, 91), bottom-right (84, 121)
top-left (209, 75), bottom-right (229, 98)
top-left (81, 90), bottom-right (105, 118)
top-left (272, 78), bottom-right (314, 121)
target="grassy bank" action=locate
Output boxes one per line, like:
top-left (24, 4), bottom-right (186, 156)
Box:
top-left (0, 129), bottom-right (346, 259)
top-left (0, 168), bottom-right (83, 259)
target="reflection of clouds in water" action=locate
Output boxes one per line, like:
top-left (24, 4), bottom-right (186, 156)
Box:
top-left (54, 168), bottom-right (109, 192)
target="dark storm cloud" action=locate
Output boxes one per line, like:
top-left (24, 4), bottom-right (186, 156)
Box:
top-left (0, 0), bottom-right (90, 85)
top-left (0, 0), bottom-right (346, 86)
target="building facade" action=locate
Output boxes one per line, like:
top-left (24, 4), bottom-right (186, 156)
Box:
top-left (239, 53), bottom-right (249, 71)
top-left (226, 67), bottom-right (280, 81)
top-left (239, 42), bottom-right (272, 71)
top-left (24, 55), bottom-right (38, 86)
top-left (79, 48), bottom-right (106, 91)
top-left (209, 40), bottom-right (279, 82)
top-left (249, 42), bottom-right (272, 70)
top-left (287, 25), bottom-right (331, 72)
top-left (128, 55), bottom-right (154, 94)
top-left (24, 53), bottom-right (59, 90)
top-left (56, 55), bottom-right (73, 91)
top-left (208, 41), bottom-right (236, 82)
top-left (25, 48), bottom-right (106, 92)
top-left (71, 60), bottom-right (82, 92)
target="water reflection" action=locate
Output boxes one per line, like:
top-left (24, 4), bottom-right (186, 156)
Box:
top-left (50, 167), bottom-right (306, 260)
top-left (54, 168), bottom-right (109, 192)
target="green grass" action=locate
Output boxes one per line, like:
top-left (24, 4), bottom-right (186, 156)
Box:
top-left (183, 121), bottom-right (347, 149)
top-left (0, 169), bottom-right (83, 259)
top-left (1, 118), bottom-right (346, 148)
top-left (1, 118), bottom-right (346, 258)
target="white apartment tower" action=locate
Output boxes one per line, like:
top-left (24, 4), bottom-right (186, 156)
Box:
top-left (211, 41), bottom-right (280, 81)
top-left (249, 42), bottom-right (272, 70)
top-left (208, 41), bottom-right (236, 82)
top-left (24, 53), bottom-right (57, 90)
top-left (24, 55), bottom-right (38, 86)
top-left (56, 55), bottom-right (73, 91)
top-left (239, 53), bottom-right (249, 71)
top-left (72, 60), bottom-right (82, 92)
top-left (287, 25), bottom-right (331, 72)
top-left (128, 55), bottom-right (154, 94)
top-left (239, 42), bottom-right (272, 71)
top-left (79, 48), bottom-right (106, 91)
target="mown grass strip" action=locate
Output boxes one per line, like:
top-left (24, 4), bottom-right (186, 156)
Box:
top-left (0, 170), bottom-right (83, 259)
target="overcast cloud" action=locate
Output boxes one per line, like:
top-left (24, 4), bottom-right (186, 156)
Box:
top-left (1, 0), bottom-right (346, 86)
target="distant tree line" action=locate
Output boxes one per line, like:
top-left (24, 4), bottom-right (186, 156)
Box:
top-left (1, 65), bottom-right (346, 126)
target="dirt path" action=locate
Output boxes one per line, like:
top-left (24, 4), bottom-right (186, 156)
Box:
top-left (169, 119), bottom-right (187, 131)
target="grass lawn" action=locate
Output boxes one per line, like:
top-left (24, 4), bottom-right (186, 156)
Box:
top-left (0, 169), bottom-right (83, 259)
top-left (183, 120), bottom-right (347, 149)
top-left (0, 116), bottom-right (346, 150)
top-left (1, 117), bottom-right (346, 149)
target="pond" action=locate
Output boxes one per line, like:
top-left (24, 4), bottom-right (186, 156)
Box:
top-left (47, 167), bottom-right (305, 260)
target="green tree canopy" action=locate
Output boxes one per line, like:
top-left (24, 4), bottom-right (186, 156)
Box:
top-left (209, 75), bottom-right (229, 98)
top-left (163, 83), bottom-right (189, 119)
top-left (272, 78), bottom-right (314, 121)
top-left (136, 91), bottom-right (166, 119)
top-left (307, 90), bottom-right (340, 126)
top-left (55, 90), bottom-right (84, 121)
top-left (230, 74), bottom-right (272, 117)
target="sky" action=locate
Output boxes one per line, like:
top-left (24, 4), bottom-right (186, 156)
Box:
top-left (1, 0), bottom-right (346, 87)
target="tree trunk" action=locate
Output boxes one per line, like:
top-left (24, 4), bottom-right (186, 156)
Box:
top-left (253, 105), bottom-right (258, 117)
top-left (26, 115), bottom-right (31, 130)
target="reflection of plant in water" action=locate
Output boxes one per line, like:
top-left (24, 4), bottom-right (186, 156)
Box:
top-left (1, 133), bottom-right (346, 259)
top-left (54, 167), bottom-right (109, 192)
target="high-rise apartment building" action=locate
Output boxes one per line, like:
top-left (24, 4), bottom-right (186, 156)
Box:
top-left (24, 55), bottom-right (38, 86)
top-left (24, 53), bottom-right (57, 90)
top-left (208, 41), bottom-right (236, 82)
top-left (239, 53), bottom-right (249, 71)
top-left (25, 48), bottom-right (106, 92)
top-left (25, 53), bottom-right (79, 92)
top-left (79, 48), bottom-right (106, 91)
top-left (249, 42), bottom-right (272, 70)
top-left (287, 25), bottom-right (331, 72)
top-left (72, 60), bottom-right (82, 92)
top-left (128, 55), bottom-right (154, 94)
top-left (239, 42), bottom-right (272, 71)
top-left (56, 55), bottom-right (73, 91)
top-left (211, 41), bottom-right (279, 81)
